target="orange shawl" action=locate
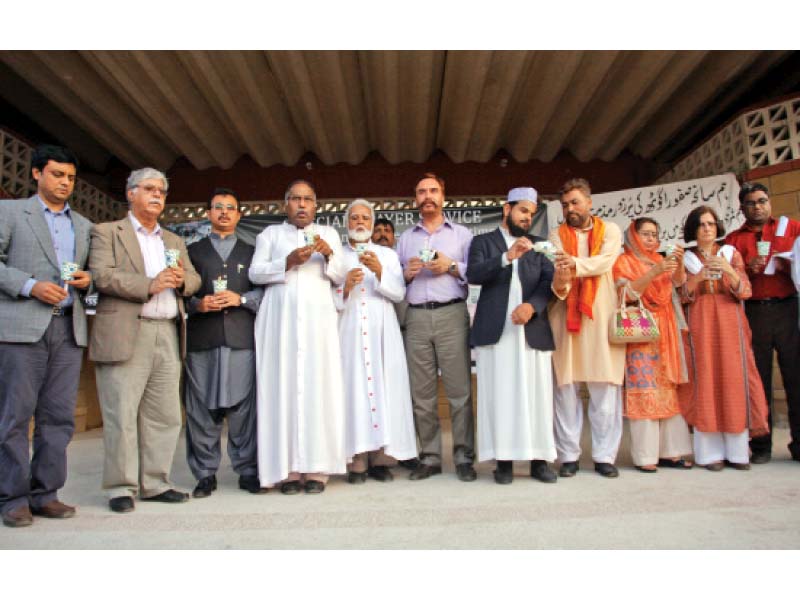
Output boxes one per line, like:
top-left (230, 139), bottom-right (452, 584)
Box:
top-left (559, 216), bottom-right (605, 333)
top-left (612, 223), bottom-right (685, 384)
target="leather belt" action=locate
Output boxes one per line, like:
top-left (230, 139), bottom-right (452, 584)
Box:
top-left (746, 295), bottom-right (798, 305)
top-left (51, 306), bottom-right (73, 316)
top-left (408, 298), bottom-right (464, 310)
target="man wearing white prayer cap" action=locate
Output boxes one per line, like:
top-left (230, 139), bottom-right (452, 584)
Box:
top-left (467, 187), bottom-right (558, 484)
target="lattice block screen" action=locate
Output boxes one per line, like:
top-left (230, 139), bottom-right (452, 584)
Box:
top-left (0, 129), bottom-right (126, 222)
top-left (658, 96), bottom-right (800, 184)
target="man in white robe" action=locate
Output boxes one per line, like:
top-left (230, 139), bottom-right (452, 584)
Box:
top-left (249, 180), bottom-right (348, 494)
top-left (467, 188), bottom-right (558, 484)
top-left (335, 199), bottom-right (417, 483)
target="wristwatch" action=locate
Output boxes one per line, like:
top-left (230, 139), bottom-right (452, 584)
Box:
top-left (448, 261), bottom-right (457, 275)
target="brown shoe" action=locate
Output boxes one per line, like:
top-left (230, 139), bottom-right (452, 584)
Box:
top-left (2, 505), bottom-right (33, 528)
top-left (31, 500), bottom-right (76, 519)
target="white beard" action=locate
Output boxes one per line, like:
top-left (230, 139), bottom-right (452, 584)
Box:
top-left (348, 228), bottom-right (372, 242)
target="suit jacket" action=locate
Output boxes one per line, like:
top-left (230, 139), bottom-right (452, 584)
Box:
top-left (0, 196), bottom-right (92, 345)
top-left (467, 227), bottom-right (555, 351)
top-left (88, 216), bottom-right (201, 363)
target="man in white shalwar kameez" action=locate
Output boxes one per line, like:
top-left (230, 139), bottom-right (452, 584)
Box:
top-left (334, 199), bottom-right (417, 483)
top-left (249, 180), bottom-right (348, 494)
top-left (467, 188), bottom-right (558, 484)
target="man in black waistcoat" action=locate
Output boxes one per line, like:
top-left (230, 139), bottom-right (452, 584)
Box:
top-left (184, 188), bottom-right (265, 497)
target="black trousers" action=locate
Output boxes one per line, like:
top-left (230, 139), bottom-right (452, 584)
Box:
top-left (745, 297), bottom-right (800, 457)
top-left (0, 316), bottom-right (83, 514)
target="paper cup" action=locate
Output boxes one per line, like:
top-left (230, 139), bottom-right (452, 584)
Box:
top-left (664, 243), bottom-right (676, 257)
top-left (60, 261), bottom-right (79, 281)
top-left (355, 243), bottom-right (368, 255)
top-left (165, 249), bottom-right (180, 268)
top-left (419, 248), bottom-right (436, 262)
top-left (212, 278), bottom-right (228, 293)
top-left (532, 241), bottom-right (557, 262)
top-left (756, 241), bottom-right (771, 257)
top-left (303, 227), bottom-right (317, 246)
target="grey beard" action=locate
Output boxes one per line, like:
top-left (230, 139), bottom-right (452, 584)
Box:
top-left (348, 228), bottom-right (372, 242)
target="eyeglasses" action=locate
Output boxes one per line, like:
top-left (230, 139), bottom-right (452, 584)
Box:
top-left (742, 198), bottom-right (769, 209)
top-left (288, 195), bottom-right (315, 203)
top-left (211, 203), bottom-right (237, 211)
top-left (136, 184), bottom-right (168, 196)
top-left (638, 231), bottom-right (659, 239)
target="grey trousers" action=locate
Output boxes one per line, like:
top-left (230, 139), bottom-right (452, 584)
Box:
top-left (95, 320), bottom-right (182, 499)
top-left (403, 301), bottom-right (474, 467)
top-left (0, 316), bottom-right (83, 514)
top-left (184, 385), bottom-right (258, 480)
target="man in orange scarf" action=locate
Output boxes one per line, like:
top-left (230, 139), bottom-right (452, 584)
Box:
top-left (548, 178), bottom-right (626, 478)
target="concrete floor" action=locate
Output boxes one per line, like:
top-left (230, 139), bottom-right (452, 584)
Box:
top-left (2, 417), bottom-right (799, 550)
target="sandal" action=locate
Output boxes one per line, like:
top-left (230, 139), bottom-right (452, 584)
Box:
top-left (635, 465), bottom-right (658, 473)
top-left (657, 458), bottom-right (693, 469)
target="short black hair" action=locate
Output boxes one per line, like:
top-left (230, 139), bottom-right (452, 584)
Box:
top-left (683, 206), bottom-right (726, 243)
top-left (209, 187), bottom-right (240, 208)
top-left (374, 217), bottom-right (395, 233)
top-left (31, 145), bottom-right (79, 172)
top-left (738, 181), bottom-right (769, 204)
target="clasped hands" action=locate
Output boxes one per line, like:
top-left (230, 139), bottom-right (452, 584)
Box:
top-left (404, 251), bottom-right (455, 280)
top-left (286, 238), bottom-right (334, 270)
top-left (149, 261), bottom-right (186, 296)
top-left (31, 270), bottom-right (92, 306)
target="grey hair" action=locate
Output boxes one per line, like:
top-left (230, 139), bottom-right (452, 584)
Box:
top-left (345, 198), bottom-right (375, 226)
top-left (126, 167), bottom-right (169, 192)
top-left (284, 179), bottom-right (317, 203)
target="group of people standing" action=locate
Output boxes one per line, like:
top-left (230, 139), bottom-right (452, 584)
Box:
top-left (1, 145), bottom-right (798, 529)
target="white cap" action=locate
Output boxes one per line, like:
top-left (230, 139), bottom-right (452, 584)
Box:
top-left (507, 187), bottom-right (538, 205)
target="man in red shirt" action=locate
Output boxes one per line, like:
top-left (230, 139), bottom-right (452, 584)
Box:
top-left (725, 181), bottom-right (800, 464)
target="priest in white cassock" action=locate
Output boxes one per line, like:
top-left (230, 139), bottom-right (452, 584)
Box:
top-left (334, 199), bottom-right (417, 484)
top-left (249, 180), bottom-right (348, 495)
top-left (467, 187), bottom-right (558, 484)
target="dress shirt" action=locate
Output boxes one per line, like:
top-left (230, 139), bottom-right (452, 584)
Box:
top-left (129, 212), bottom-right (178, 319)
top-left (21, 196), bottom-right (76, 307)
top-left (725, 216), bottom-right (800, 299)
top-left (396, 218), bottom-right (472, 304)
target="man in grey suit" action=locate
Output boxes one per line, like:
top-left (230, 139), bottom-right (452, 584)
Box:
top-left (89, 167), bottom-right (200, 513)
top-left (0, 145), bottom-right (92, 528)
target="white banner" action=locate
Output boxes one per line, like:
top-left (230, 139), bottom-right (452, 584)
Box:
top-left (545, 173), bottom-right (744, 249)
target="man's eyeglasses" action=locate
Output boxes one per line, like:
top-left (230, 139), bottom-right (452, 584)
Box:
top-left (135, 184), bottom-right (167, 196)
top-left (211, 203), bottom-right (237, 211)
top-left (742, 198), bottom-right (769, 209)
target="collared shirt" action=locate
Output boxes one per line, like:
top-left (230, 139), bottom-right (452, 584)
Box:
top-left (130, 212), bottom-right (178, 319)
top-left (725, 216), bottom-right (800, 300)
top-left (21, 196), bottom-right (76, 307)
top-left (396, 217), bottom-right (472, 304)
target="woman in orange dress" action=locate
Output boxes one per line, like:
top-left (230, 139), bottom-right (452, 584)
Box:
top-left (677, 206), bottom-right (769, 471)
top-left (613, 218), bottom-right (693, 473)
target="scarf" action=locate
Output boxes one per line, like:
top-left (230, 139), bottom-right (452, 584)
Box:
top-left (559, 216), bottom-right (605, 333)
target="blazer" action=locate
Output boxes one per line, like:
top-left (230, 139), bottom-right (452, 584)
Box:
top-left (88, 216), bottom-right (201, 363)
top-left (466, 227), bottom-right (555, 351)
top-left (0, 196), bottom-right (92, 345)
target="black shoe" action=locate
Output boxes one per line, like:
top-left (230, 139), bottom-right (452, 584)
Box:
top-left (725, 460), bottom-right (751, 470)
top-left (347, 471), bottom-right (367, 484)
top-left (304, 480), bottom-right (325, 494)
top-left (367, 465), bottom-right (394, 482)
top-left (408, 463), bottom-right (442, 481)
top-left (789, 442), bottom-right (800, 462)
top-left (193, 475), bottom-right (217, 498)
top-left (594, 462), bottom-right (619, 478)
top-left (530, 460), bottom-right (557, 483)
top-left (493, 460), bottom-right (513, 485)
top-left (109, 496), bottom-right (135, 513)
top-left (750, 451), bottom-right (771, 465)
top-left (456, 463), bottom-right (477, 482)
top-left (280, 481), bottom-right (302, 495)
top-left (398, 458), bottom-right (421, 471)
top-left (559, 461), bottom-right (579, 477)
top-left (142, 489), bottom-right (190, 503)
top-left (239, 475), bottom-right (268, 494)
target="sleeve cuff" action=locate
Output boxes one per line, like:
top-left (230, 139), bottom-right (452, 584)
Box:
top-left (21, 278), bottom-right (37, 297)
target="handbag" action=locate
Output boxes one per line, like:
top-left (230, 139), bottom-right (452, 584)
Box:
top-left (609, 285), bottom-right (660, 345)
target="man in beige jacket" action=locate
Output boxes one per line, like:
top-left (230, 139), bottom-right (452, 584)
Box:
top-left (548, 178), bottom-right (625, 479)
top-left (89, 167), bottom-right (200, 513)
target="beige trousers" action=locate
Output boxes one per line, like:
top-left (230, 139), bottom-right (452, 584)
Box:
top-left (628, 414), bottom-right (692, 466)
top-left (95, 320), bottom-right (182, 499)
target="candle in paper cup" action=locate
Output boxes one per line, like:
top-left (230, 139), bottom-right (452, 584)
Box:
top-left (212, 278), bottom-right (228, 293)
top-left (756, 241), bottom-right (771, 257)
top-left (60, 261), bottom-right (79, 281)
top-left (419, 247), bottom-right (436, 262)
top-left (664, 243), bottom-right (677, 257)
top-left (532, 241), bottom-right (557, 262)
top-left (355, 243), bottom-right (368, 255)
top-left (165, 249), bottom-right (180, 268)
top-left (303, 226), bottom-right (318, 246)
